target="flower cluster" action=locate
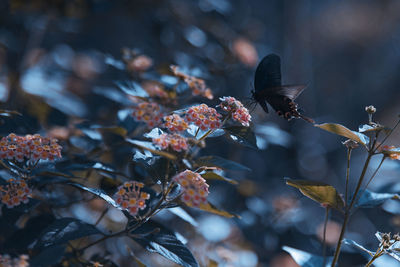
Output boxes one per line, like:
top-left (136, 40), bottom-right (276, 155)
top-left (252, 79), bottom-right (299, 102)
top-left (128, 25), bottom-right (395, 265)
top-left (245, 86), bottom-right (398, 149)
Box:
top-left (379, 145), bottom-right (400, 160)
top-left (163, 114), bottom-right (189, 132)
top-left (0, 179), bottom-right (32, 208)
top-left (172, 170), bottom-right (209, 208)
top-left (0, 133), bottom-right (62, 162)
top-left (170, 65), bottom-right (213, 99)
top-left (113, 181), bottom-right (150, 216)
top-left (141, 81), bottom-right (169, 99)
top-left (186, 104), bottom-right (222, 130)
top-left (0, 254), bottom-right (29, 267)
top-left (132, 102), bottom-right (164, 128)
top-left (153, 133), bottom-right (189, 152)
top-left (219, 96), bottom-right (251, 127)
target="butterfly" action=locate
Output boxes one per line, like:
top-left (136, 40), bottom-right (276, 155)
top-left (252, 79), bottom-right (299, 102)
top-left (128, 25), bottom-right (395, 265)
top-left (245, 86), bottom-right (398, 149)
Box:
top-left (251, 54), bottom-right (314, 123)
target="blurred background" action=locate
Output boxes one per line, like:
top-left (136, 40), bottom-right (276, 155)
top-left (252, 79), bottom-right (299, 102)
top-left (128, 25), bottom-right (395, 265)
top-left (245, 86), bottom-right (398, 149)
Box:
top-left (1, 0), bottom-right (400, 266)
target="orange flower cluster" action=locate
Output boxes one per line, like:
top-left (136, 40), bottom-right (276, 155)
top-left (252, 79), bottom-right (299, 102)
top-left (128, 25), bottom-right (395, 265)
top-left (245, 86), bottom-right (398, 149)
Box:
top-left (379, 145), bottom-right (400, 160)
top-left (153, 133), bottom-right (189, 152)
top-left (0, 179), bottom-right (32, 208)
top-left (219, 96), bottom-right (251, 127)
top-left (0, 133), bottom-right (62, 162)
top-left (163, 114), bottom-right (189, 132)
top-left (186, 104), bottom-right (222, 130)
top-left (132, 102), bottom-right (164, 128)
top-left (170, 65), bottom-right (213, 99)
top-left (0, 254), bottom-right (29, 267)
top-left (141, 81), bottom-right (169, 99)
top-left (172, 170), bottom-right (209, 208)
top-left (113, 181), bottom-right (150, 216)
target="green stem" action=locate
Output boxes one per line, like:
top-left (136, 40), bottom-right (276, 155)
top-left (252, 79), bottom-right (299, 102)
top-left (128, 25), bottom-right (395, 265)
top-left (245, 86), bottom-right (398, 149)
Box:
top-left (374, 119), bottom-right (400, 153)
top-left (331, 153), bottom-right (373, 267)
top-left (365, 249), bottom-right (384, 267)
top-left (361, 156), bottom-right (385, 194)
top-left (345, 148), bottom-right (352, 207)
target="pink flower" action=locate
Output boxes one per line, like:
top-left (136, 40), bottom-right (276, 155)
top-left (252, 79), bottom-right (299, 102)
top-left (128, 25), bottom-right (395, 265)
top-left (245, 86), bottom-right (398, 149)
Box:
top-left (0, 179), bottom-right (32, 208)
top-left (153, 133), bottom-right (189, 152)
top-left (113, 181), bottom-right (150, 216)
top-left (132, 102), bottom-right (164, 128)
top-left (170, 65), bottom-right (214, 99)
top-left (186, 104), bottom-right (222, 131)
top-left (0, 133), bottom-right (62, 162)
top-left (172, 170), bottom-right (209, 208)
top-left (163, 114), bottom-right (189, 132)
top-left (219, 96), bottom-right (251, 127)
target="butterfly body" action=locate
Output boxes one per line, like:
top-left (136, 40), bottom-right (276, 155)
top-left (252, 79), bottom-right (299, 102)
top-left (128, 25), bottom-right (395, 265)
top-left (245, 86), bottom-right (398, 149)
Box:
top-left (252, 54), bottom-right (314, 123)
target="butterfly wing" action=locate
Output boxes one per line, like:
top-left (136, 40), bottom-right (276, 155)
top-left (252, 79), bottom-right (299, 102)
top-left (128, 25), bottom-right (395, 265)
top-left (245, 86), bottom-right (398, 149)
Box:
top-left (254, 54), bottom-right (282, 92)
top-left (275, 85), bottom-right (307, 100)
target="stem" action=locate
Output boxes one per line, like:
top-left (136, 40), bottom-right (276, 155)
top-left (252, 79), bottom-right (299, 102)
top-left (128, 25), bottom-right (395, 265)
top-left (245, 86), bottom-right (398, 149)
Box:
top-left (198, 129), bottom-right (213, 141)
top-left (361, 156), bottom-right (385, 194)
top-left (322, 207), bottom-right (330, 267)
top-left (194, 127), bottom-right (200, 138)
top-left (331, 153), bottom-right (373, 267)
top-left (345, 148), bottom-right (352, 207)
top-left (374, 119), bottom-right (400, 152)
top-left (365, 249), bottom-right (384, 267)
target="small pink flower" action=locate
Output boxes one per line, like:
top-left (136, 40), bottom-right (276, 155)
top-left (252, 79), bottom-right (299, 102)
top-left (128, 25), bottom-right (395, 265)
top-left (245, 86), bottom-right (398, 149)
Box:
top-left (172, 170), bottom-right (209, 208)
top-left (0, 179), bottom-right (32, 208)
top-left (163, 114), bottom-right (189, 132)
top-left (0, 254), bottom-right (29, 267)
top-left (0, 133), bottom-right (62, 163)
top-left (153, 133), bottom-right (189, 152)
top-left (132, 102), bottom-right (164, 128)
top-left (170, 65), bottom-right (214, 99)
top-left (186, 104), bottom-right (222, 131)
top-left (219, 96), bottom-right (251, 127)
top-left (113, 181), bottom-right (150, 216)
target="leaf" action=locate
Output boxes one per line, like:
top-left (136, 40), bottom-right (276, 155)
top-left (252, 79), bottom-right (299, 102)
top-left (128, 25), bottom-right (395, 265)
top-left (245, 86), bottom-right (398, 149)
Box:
top-left (355, 190), bottom-right (400, 208)
top-left (196, 202), bottom-right (238, 218)
top-left (168, 207), bottom-right (198, 227)
top-left (315, 123), bottom-right (369, 146)
top-left (224, 126), bottom-right (258, 149)
top-left (195, 156), bottom-right (251, 171)
top-left (30, 244), bottom-right (66, 267)
top-left (126, 138), bottom-right (177, 160)
top-left (201, 172), bottom-right (238, 185)
top-left (285, 178), bottom-right (344, 210)
top-left (68, 183), bottom-right (119, 208)
top-left (282, 246), bottom-right (332, 267)
top-left (132, 220), bottom-right (199, 267)
top-left (34, 218), bottom-right (101, 249)
top-left (358, 124), bottom-right (391, 134)
top-left (0, 109), bottom-right (22, 117)
top-left (343, 239), bottom-right (374, 257)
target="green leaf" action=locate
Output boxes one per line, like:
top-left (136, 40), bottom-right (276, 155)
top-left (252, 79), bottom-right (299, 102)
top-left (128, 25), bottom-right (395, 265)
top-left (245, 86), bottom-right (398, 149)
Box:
top-left (285, 178), bottom-right (344, 210)
top-left (343, 239), bottom-right (373, 257)
top-left (168, 207), bottom-right (198, 227)
top-left (68, 183), bottom-right (119, 208)
top-left (224, 126), bottom-right (258, 149)
top-left (195, 156), bottom-right (251, 171)
top-left (0, 109), bottom-right (22, 117)
top-left (34, 218), bottom-right (101, 249)
top-left (196, 202), bottom-right (239, 218)
top-left (132, 220), bottom-right (199, 267)
top-left (315, 123), bottom-right (369, 146)
top-left (201, 171), bottom-right (238, 185)
top-left (355, 190), bottom-right (400, 208)
top-left (282, 246), bottom-right (332, 267)
top-left (358, 124), bottom-right (391, 134)
top-left (30, 244), bottom-right (66, 267)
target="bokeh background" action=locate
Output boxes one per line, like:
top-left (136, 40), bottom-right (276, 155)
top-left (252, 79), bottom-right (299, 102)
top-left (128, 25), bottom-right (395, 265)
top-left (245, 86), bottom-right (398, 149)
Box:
top-left (1, 0), bottom-right (400, 266)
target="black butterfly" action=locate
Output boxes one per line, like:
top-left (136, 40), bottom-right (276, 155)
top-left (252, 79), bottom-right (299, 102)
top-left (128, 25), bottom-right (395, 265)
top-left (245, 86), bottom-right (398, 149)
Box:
top-left (251, 54), bottom-right (314, 123)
